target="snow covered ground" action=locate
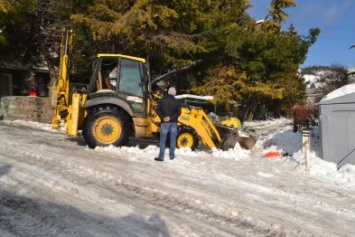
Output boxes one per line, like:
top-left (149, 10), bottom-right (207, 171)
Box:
top-left (0, 118), bottom-right (354, 236)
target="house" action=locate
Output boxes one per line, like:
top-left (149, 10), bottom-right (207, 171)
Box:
top-left (0, 62), bottom-right (50, 97)
top-left (0, 62), bottom-right (53, 123)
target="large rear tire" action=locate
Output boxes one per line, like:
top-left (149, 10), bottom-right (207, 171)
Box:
top-left (82, 106), bottom-right (130, 148)
top-left (176, 126), bottom-right (199, 151)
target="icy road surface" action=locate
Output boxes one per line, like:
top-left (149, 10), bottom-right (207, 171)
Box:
top-left (0, 119), bottom-right (354, 237)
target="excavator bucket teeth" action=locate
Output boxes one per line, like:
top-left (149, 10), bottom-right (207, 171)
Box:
top-left (219, 130), bottom-right (257, 151)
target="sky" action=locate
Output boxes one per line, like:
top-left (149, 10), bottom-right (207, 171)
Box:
top-left (248, 0), bottom-right (355, 69)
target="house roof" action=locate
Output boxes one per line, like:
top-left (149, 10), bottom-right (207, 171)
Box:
top-left (0, 61), bottom-right (48, 73)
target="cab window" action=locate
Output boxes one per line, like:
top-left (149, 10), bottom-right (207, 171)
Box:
top-left (118, 59), bottom-right (143, 97)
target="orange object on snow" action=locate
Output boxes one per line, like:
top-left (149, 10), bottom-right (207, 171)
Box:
top-left (264, 151), bottom-right (282, 158)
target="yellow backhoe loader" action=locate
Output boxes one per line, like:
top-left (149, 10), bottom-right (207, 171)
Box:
top-left (52, 28), bottom-right (256, 151)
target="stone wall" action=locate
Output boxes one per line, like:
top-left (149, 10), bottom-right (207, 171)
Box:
top-left (0, 96), bottom-right (53, 124)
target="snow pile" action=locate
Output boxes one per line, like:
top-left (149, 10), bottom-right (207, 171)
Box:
top-left (9, 118), bottom-right (355, 191)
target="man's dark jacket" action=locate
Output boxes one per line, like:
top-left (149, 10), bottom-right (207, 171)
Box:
top-left (157, 94), bottom-right (181, 123)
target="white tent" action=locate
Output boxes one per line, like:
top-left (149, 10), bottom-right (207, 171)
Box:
top-left (317, 84), bottom-right (355, 167)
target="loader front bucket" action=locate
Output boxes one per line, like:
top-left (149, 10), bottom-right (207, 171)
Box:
top-left (216, 125), bottom-right (257, 151)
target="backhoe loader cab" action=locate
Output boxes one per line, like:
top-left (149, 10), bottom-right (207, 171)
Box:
top-left (86, 55), bottom-right (149, 115)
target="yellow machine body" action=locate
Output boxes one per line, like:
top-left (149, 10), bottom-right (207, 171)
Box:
top-left (51, 28), bottom-right (254, 151)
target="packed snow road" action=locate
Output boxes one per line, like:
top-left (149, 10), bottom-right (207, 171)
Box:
top-left (0, 120), bottom-right (354, 237)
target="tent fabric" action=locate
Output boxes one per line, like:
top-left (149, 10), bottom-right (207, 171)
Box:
top-left (318, 84), bottom-right (355, 166)
top-left (318, 84), bottom-right (355, 105)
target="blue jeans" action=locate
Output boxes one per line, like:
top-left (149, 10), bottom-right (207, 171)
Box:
top-left (159, 122), bottom-right (178, 160)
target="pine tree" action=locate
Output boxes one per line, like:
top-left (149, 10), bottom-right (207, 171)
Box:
top-left (70, 0), bottom-right (218, 74)
top-left (190, 0), bottom-right (319, 120)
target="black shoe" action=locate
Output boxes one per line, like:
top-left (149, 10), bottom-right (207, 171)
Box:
top-left (154, 158), bottom-right (164, 161)
top-left (170, 156), bottom-right (175, 160)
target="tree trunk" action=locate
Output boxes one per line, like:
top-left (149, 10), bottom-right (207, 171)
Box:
top-left (244, 103), bottom-right (256, 121)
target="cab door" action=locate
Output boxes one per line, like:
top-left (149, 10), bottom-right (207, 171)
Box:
top-left (118, 58), bottom-right (147, 115)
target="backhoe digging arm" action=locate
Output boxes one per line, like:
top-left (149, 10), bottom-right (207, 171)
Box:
top-left (52, 28), bottom-right (73, 129)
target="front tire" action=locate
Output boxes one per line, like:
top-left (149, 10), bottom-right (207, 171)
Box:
top-left (176, 126), bottom-right (199, 151)
top-left (82, 106), bottom-right (130, 148)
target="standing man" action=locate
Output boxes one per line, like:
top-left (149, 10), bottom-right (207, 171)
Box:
top-left (155, 87), bottom-right (181, 161)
